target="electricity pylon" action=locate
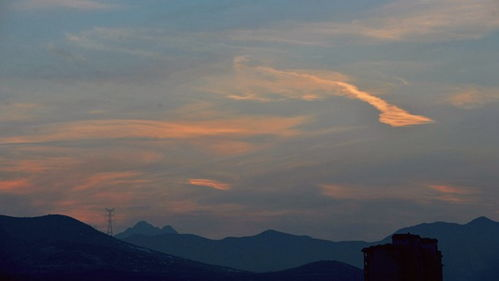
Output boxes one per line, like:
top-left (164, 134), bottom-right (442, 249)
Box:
top-left (105, 208), bottom-right (115, 236)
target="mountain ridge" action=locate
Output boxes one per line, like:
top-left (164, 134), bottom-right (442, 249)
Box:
top-left (121, 216), bottom-right (499, 281)
top-left (0, 214), bottom-right (362, 281)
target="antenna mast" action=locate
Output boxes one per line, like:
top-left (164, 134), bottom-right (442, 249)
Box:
top-left (105, 208), bottom-right (115, 236)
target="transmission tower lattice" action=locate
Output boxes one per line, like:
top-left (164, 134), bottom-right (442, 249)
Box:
top-left (105, 208), bottom-right (115, 236)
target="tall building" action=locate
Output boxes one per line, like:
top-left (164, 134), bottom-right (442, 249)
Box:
top-left (362, 233), bottom-right (443, 281)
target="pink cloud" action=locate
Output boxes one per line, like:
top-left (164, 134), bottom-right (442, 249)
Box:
top-left (427, 184), bottom-right (475, 203)
top-left (73, 171), bottom-right (149, 191)
top-left (0, 117), bottom-right (307, 145)
top-left (427, 184), bottom-right (470, 194)
top-left (188, 178), bottom-right (232, 191)
top-left (0, 179), bottom-right (31, 194)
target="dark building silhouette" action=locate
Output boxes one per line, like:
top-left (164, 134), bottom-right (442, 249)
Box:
top-left (362, 233), bottom-right (443, 281)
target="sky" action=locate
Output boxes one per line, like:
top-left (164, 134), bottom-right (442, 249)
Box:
top-left (0, 0), bottom-right (498, 241)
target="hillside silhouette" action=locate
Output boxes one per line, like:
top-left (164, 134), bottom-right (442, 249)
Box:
top-left (120, 217), bottom-right (499, 281)
top-left (0, 215), bottom-right (361, 281)
top-left (121, 229), bottom-right (367, 272)
top-left (387, 216), bottom-right (499, 281)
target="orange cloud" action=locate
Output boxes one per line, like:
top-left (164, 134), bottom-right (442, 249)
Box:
top-left (73, 171), bottom-right (148, 191)
top-left (448, 87), bottom-right (499, 109)
top-left (320, 183), bottom-right (469, 203)
top-left (449, 92), bottom-right (483, 108)
top-left (0, 117), bottom-right (307, 145)
top-left (190, 140), bottom-right (258, 156)
top-left (0, 179), bottom-right (31, 194)
top-left (209, 58), bottom-right (433, 127)
top-left (428, 184), bottom-right (469, 194)
top-left (427, 184), bottom-right (475, 203)
top-left (0, 157), bottom-right (80, 174)
top-left (319, 184), bottom-right (404, 200)
top-left (320, 184), bottom-right (359, 200)
top-left (188, 178), bottom-right (231, 191)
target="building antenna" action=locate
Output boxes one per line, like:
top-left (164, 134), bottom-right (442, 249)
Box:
top-left (105, 208), bottom-right (115, 236)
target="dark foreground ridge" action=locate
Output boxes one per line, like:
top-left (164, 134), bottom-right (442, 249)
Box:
top-left (0, 214), bottom-right (361, 281)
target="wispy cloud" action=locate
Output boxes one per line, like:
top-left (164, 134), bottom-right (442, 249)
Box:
top-left (188, 179), bottom-right (232, 191)
top-left (0, 117), bottom-right (307, 145)
top-left (0, 103), bottom-right (43, 122)
top-left (65, 28), bottom-right (163, 58)
top-left (73, 171), bottom-right (148, 191)
top-left (319, 184), bottom-right (419, 201)
top-left (14, 0), bottom-right (120, 10)
top-left (427, 184), bottom-right (475, 203)
top-left (360, 0), bottom-right (499, 41)
top-left (0, 157), bottom-right (80, 174)
top-left (320, 183), bottom-right (478, 204)
top-left (0, 179), bottom-right (31, 194)
top-left (319, 184), bottom-right (362, 200)
top-left (428, 184), bottom-right (469, 194)
top-left (230, 0), bottom-right (499, 44)
top-left (447, 86), bottom-right (499, 109)
top-left (208, 57), bottom-right (433, 127)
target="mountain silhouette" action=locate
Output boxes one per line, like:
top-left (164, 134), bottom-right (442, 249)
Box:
top-left (121, 217), bottom-right (499, 281)
top-left (0, 214), bottom-right (244, 281)
top-left (0, 215), bottom-right (361, 281)
top-left (115, 221), bottom-right (177, 239)
top-left (122, 228), bottom-right (368, 272)
top-left (256, 261), bottom-right (362, 281)
top-left (388, 216), bottom-right (499, 281)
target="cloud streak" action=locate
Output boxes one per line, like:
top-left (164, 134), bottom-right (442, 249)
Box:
top-left (0, 179), bottom-right (31, 194)
top-left (427, 184), bottom-right (475, 203)
top-left (14, 0), bottom-right (119, 10)
top-left (230, 0), bottom-right (499, 44)
top-left (188, 179), bottom-right (232, 191)
top-left (0, 117), bottom-right (307, 145)
top-left (73, 171), bottom-right (148, 191)
top-left (0, 103), bottom-right (43, 122)
top-left (319, 183), bottom-right (418, 201)
top-left (210, 57), bottom-right (433, 127)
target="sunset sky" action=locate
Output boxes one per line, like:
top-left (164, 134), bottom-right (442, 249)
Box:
top-left (1, 0), bottom-right (498, 241)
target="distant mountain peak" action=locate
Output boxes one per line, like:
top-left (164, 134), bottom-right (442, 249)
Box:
top-left (467, 216), bottom-right (496, 225)
top-left (261, 229), bottom-right (281, 234)
top-left (258, 229), bottom-right (287, 236)
top-left (115, 220), bottom-right (177, 239)
top-left (161, 225), bottom-right (177, 232)
top-left (134, 220), bottom-right (157, 229)
top-left (255, 229), bottom-right (310, 239)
